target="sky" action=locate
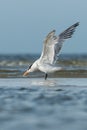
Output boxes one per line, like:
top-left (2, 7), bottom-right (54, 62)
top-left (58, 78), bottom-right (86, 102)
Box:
top-left (0, 0), bottom-right (87, 54)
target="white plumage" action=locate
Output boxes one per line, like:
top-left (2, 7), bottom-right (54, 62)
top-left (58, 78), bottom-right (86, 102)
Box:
top-left (23, 22), bottom-right (79, 79)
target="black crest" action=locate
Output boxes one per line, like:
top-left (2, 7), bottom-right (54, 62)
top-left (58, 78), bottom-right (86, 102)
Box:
top-left (28, 64), bottom-right (32, 70)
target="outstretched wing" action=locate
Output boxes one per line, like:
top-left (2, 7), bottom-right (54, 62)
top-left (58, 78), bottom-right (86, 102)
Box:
top-left (40, 22), bottom-right (79, 64)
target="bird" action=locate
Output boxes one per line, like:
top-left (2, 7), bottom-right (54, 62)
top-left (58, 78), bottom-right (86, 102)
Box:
top-left (23, 22), bottom-right (79, 80)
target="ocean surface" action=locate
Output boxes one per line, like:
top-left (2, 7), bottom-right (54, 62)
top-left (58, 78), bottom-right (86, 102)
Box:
top-left (0, 54), bottom-right (87, 78)
top-left (0, 54), bottom-right (87, 130)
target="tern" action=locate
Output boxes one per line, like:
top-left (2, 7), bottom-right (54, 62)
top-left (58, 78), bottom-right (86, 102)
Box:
top-left (23, 22), bottom-right (79, 80)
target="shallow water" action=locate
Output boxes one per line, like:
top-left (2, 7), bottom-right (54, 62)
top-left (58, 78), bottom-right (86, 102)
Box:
top-left (0, 54), bottom-right (87, 130)
top-left (0, 78), bottom-right (87, 130)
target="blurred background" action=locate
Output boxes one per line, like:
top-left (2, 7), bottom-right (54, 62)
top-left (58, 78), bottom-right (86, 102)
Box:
top-left (0, 2), bottom-right (87, 130)
top-left (0, 0), bottom-right (86, 54)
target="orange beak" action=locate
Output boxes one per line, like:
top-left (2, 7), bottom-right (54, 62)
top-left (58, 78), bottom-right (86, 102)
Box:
top-left (23, 70), bottom-right (29, 76)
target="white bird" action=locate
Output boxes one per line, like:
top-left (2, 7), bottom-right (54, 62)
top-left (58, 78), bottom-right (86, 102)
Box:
top-left (23, 22), bottom-right (79, 80)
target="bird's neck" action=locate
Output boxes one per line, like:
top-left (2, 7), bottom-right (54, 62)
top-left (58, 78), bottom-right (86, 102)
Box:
top-left (30, 59), bottom-right (39, 72)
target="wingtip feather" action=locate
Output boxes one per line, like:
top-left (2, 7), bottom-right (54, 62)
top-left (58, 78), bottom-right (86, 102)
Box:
top-left (74, 22), bottom-right (79, 27)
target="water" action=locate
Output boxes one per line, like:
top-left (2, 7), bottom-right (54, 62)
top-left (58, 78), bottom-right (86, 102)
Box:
top-left (0, 54), bottom-right (87, 78)
top-left (0, 54), bottom-right (87, 130)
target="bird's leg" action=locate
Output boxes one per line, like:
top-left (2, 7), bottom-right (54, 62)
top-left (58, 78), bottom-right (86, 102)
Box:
top-left (45, 73), bottom-right (48, 80)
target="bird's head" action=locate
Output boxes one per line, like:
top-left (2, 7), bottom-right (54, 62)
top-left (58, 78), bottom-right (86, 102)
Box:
top-left (23, 64), bottom-right (32, 76)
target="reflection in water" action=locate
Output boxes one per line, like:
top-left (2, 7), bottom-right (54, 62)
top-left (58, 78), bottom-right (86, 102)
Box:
top-left (31, 79), bottom-right (57, 87)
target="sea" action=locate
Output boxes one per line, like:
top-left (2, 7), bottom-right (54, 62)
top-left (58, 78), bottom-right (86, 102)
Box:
top-left (0, 54), bottom-right (87, 130)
